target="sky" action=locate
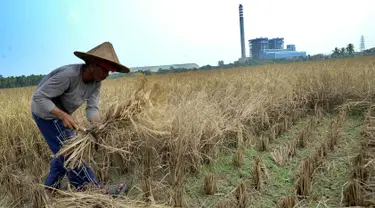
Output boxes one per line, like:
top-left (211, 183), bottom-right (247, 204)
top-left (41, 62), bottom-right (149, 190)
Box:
top-left (0, 0), bottom-right (374, 77)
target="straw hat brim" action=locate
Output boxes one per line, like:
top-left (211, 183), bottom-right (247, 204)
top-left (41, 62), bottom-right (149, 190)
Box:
top-left (74, 51), bottom-right (130, 73)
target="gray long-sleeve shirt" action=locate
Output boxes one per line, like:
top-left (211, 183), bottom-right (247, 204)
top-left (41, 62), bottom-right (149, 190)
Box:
top-left (31, 64), bottom-right (101, 121)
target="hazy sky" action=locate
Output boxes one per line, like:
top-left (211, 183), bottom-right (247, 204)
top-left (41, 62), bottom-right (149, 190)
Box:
top-left (0, 0), bottom-right (374, 77)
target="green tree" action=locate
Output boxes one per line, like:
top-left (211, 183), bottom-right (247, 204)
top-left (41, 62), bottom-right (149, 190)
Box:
top-left (340, 47), bottom-right (346, 55)
top-left (346, 43), bottom-right (355, 55)
top-left (218, 60), bottom-right (224, 68)
top-left (332, 47), bottom-right (340, 57)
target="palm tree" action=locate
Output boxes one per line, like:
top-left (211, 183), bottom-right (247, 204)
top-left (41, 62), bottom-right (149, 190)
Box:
top-left (340, 47), bottom-right (346, 55)
top-left (346, 43), bottom-right (355, 55)
top-left (332, 47), bottom-right (340, 57)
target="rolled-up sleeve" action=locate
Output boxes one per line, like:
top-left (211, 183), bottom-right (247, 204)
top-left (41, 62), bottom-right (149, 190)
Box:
top-left (86, 82), bottom-right (101, 121)
top-left (32, 72), bottom-right (70, 115)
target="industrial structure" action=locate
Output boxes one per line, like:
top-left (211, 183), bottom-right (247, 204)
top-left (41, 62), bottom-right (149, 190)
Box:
top-left (249, 37), bottom-right (306, 59)
top-left (237, 4), bottom-right (306, 61)
top-left (238, 4), bottom-right (247, 62)
top-left (360, 35), bottom-right (366, 52)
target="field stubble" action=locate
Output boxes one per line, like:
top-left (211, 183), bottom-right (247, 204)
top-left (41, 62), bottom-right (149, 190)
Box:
top-left (1, 57), bottom-right (375, 207)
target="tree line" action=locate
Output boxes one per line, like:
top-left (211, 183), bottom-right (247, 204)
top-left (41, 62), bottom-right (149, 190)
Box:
top-left (331, 43), bottom-right (355, 58)
top-left (0, 74), bottom-right (45, 89)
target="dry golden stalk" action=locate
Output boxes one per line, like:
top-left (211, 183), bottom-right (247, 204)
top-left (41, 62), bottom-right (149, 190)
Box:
top-left (352, 165), bottom-right (369, 182)
top-left (271, 146), bottom-right (289, 166)
top-left (312, 151), bottom-right (322, 170)
top-left (354, 152), bottom-right (367, 167)
top-left (295, 173), bottom-right (310, 197)
top-left (252, 164), bottom-right (263, 191)
top-left (233, 149), bottom-right (245, 168)
top-left (278, 195), bottom-right (297, 208)
top-left (235, 182), bottom-right (248, 208)
top-left (338, 108), bottom-right (347, 127)
top-left (299, 158), bottom-right (313, 179)
top-left (328, 131), bottom-right (335, 151)
top-left (258, 136), bottom-right (269, 152)
top-left (269, 125), bottom-right (277, 142)
top-left (50, 190), bottom-right (169, 208)
top-left (252, 154), bottom-right (268, 190)
top-left (172, 185), bottom-right (184, 208)
top-left (298, 129), bottom-right (306, 149)
top-left (216, 199), bottom-right (234, 208)
top-left (285, 116), bottom-right (290, 130)
top-left (204, 173), bottom-right (217, 195)
top-left (321, 142), bottom-right (328, 157)
top-left (288, 140), bottom-right (297, 157)
top-left (344, 180), bottom-right (365, 207)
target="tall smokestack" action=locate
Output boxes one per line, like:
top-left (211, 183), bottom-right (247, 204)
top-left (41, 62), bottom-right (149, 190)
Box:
top-left (239, 4), bottom-right (246, 59)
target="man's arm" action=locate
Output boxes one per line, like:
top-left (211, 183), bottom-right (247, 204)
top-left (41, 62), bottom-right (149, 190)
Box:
top-left (33, 72), bottom-right (70, 115)
top-left (86, 82), bottom-right (102, 124)
top-left (32, 71), bottom-right (79, 130)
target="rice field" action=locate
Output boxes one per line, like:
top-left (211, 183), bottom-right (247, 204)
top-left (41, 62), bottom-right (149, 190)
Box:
top-left (1, 56), bottom-right (375, 207)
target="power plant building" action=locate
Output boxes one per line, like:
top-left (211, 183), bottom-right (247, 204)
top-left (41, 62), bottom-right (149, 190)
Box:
top-left (249, 37), bottom-right (306, 59)
top-left (236, 4), bottom-right (305, 61)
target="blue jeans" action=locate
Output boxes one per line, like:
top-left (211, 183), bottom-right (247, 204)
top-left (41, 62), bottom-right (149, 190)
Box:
top-left (32, 113), bottom-right (102, 191)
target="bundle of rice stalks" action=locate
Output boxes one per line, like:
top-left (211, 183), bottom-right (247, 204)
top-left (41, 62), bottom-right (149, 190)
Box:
top-left (235, 182), bottom-right (248, 208)
top-left (288, 140), bottom-right (297, 157)
top-left (216, 199), bottom-right (234, 208)
top-left (252, 153), bottom-right (268, 190)
top-left (278, 195), bottom-right (297, 208)
top-left (258, 136), bottom-right (269, 152)
top-left (49, 190), bottom-right (171, 208)
top-left (295, 173), bottom-right (310, 197)
top-left (320, 142), bottom-right (328, 158)
top-left (233, 149), bottom-right (244, 168)
top-left (299, 158), bottom-right (313, 179)
top-left (311, 151), bottom-right (322, 170)
top-left (297, 129), bottom-right (307, 149)
top-left (142, 145), bottom-right (155, 201)
top-left (204, 172), bottom-right (217, 195)
top-left (282, 116), bottom-right (290, 134)
top-left (56, 78), bottom-right (155, 169)
top-left (352, 165), bottom-right (369, 182)
top-left (354, 152), bottom-right (368, 167)
top-left (271, 146), bottom-right (289, 166)
top-left (343, 180), bottom-right (365, 206)
top-left (329, 119), bottom-right (340, 148)
top-left (171, 184), bottom-right (184, 208)
top-left (91, 150), bottom-right (111, 184)
top-left (0, 166), bottom-right (43, 206)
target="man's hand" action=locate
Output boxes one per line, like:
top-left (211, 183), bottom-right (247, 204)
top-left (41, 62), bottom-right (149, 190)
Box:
top-left (51, 107), bottom-right (79, 130)
top-left (90, 115), bottom-right (103, 129)
top-left (61, 114), bottom-right (79, 130)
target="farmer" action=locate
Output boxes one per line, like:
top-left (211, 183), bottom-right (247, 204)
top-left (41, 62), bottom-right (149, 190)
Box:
top-left (31, 42), bottom-right (130, 198)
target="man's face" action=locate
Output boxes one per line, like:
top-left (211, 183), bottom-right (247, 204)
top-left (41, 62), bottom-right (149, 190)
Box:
top-left (89, 64), bottom-right (109, 82)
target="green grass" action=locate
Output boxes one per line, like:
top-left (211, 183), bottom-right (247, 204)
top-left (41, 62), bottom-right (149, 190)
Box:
top-left (108, 114), bottom-right (364, 208)
top-left (183, 114), bottom-right (365, 208)
top-left (307, 117), bottom-right (363, 207)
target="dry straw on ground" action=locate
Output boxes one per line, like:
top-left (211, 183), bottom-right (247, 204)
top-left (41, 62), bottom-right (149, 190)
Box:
top-left (278, 195), bottom-right (297, 208)
top-left (203, 172), bottom-right (217, 195)
top-left (235, 181), bottom-right (248, 208)
top-left (2, 57), bottom-right (375, 207)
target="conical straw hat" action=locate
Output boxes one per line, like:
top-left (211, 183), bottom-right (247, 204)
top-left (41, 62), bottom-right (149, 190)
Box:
top-left (74, 42), bottom-right (130, 73)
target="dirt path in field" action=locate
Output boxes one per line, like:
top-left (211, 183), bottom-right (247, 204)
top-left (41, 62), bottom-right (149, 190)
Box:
top-left (306, 116), bottom-right (363, 207)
